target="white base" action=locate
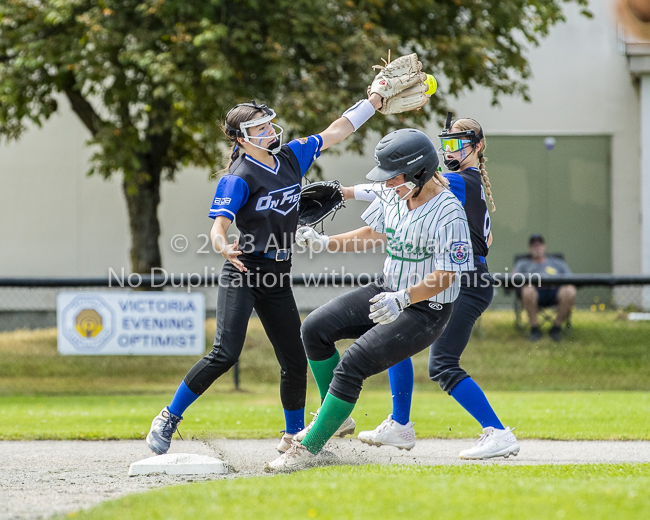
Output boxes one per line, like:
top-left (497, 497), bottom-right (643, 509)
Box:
top-left (128, 453), bottom-right (228, 476)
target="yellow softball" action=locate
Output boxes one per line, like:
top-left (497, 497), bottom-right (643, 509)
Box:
top-left (424, 74), bottom-right (437, 96)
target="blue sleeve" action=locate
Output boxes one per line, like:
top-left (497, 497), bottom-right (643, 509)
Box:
top-left (286, 135), bottom-right (324, 176)
top-left (444, 173), bottom-right (466, 206)
top-left (208, 175), bottom-right (249, 221)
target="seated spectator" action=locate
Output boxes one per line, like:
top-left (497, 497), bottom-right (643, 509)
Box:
top-left (514, 235), bottom-right (576, 342)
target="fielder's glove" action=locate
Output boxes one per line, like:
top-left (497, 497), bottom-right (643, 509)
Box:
top-left (296, 226), bottom-right (330, 252)
top-left (369, 289), bottom-right (412, 325)
top-left (368, 52), bottom-right (429, 115)
top-left (297, 180), bottom-right (346, 227)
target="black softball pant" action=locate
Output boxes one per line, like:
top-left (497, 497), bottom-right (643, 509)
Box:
top-left (301, 281), bottom-right (453, 404)
top-left (183, 260), bottom-right (307, 411)
top-left (429, 264), bottom-right (494, 393)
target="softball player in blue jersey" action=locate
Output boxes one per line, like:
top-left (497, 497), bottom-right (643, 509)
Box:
top-left (349, 116), bottom-right (519, 460)
top-left (265, 128), bottom-right (475, 472)
top-left (146, 94), bottom-right (384, 456)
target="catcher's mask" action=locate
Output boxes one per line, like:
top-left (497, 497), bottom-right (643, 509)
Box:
top-left (438, 111), bottom-right (484, 171)
top-left (225, 100), bottom-right (284, 155)
top-left (366, 128), bottom-right (439, 204)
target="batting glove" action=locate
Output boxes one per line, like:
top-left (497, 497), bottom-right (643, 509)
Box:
top-left (296, 226), bottom-right (330, 252)
top-left (369, 289), bottom-right (411, 325)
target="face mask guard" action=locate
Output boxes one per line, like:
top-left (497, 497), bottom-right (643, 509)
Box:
top-left (371, 179), bottom-right (418, 205)
top-left (225, 101), bottom-right (285, 155)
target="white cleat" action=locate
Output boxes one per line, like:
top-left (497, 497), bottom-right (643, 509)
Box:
top-left (264, 442), bottom-right (319, 472)
top-left (276, 432), bottom-right (295, 453)
top-left (146, 407), bottom-right (183, 455)
top-left (294, 407), bottom-right (356, 442)
top-left (358, 414), bottom-right (416, 450)
top-left (459, 426), bottom-right (520, 460)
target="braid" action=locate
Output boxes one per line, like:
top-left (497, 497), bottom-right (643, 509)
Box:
top-left (433, 169), bottom-right (449, 189)
top-left (479, 154), bottom-right (496, 212)
top-left (228, 144), bottom-right (241, 168)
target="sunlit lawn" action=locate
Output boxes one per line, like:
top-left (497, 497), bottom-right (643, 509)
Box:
top-left (61, 464), bottom-right (650, 520)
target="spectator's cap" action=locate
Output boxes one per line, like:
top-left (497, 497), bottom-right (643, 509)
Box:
top-left (529, 234), bottom-right (545, 245)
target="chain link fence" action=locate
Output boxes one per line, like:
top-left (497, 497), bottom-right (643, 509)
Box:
top-left (1, 274), bottom-right (649, 392)
top-left (1, 274), bottom-right (650, 336)
top-left (0, 275), bottom-right (375, 331)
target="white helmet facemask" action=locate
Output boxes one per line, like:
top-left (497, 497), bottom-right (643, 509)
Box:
top-left (240, 111), bottom-right (284, 155)
top-left (371, 180), bottom-right (417, 205)
top-left (225, 101), bottom-right (284, 155)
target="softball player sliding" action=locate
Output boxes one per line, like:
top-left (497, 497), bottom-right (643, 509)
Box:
top-left (348, 116), bottom-right (519, 460)
top-left (265, 128), bottom-right (475, 472)
top-left (146, 93), bottom-right (385, 456)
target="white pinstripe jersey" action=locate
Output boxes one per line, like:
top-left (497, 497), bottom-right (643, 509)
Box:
top-left (361, 189), bottom-right (474, 303)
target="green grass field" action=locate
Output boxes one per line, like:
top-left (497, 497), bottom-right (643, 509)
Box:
top-left (1, 310), bottom-right (648, 440)
top-left (3, 311), bottom-right (648, 520)
top-left (2, 390), bottom-right (649, 440)
top-left (61, 464), bottom-right (650, 520)
top-left (1, 310), bottom-right (649, 396)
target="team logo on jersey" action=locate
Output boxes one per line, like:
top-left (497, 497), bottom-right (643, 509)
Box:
top-left (450, 241), bottom-right (470, 264)
top-left (255, 184), bottom-right (301, 216)
top-left (429, 302), bottom-right (443, 311)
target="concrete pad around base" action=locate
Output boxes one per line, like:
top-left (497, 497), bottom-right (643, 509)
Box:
top-left (128, 453), bottom-right (228, 476)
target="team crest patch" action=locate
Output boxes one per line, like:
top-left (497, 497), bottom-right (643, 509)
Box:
top-left (450, 241), bottom-right (470, 264)
top-left (298, 137), bottom-right (309, 144)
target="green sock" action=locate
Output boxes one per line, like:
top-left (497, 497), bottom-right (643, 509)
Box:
top-left (308, 351), bottom-right (340, 400)
top-left (302, 392), bottom-right (355, 454)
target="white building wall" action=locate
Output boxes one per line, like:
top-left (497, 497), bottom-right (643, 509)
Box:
top-left (446, 0), bottom-right (641, 276)
top-left (0, 0), bottom-right (642, 279)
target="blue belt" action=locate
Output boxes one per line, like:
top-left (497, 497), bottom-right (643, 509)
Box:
top-left (474, 255), bottom-right (486, 265)
top-left (251, 249), bottom-right (291, 261)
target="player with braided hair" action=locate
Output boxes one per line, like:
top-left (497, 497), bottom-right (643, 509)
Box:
top-left (349, 115), bottom-right (519, 460)
top-left (451, 118), bottom-right (496, 212)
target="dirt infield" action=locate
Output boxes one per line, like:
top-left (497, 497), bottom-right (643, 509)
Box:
top-left (2, 438), bottom-right (650, 519)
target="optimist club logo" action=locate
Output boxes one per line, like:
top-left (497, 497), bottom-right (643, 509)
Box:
top-left (450, 241), bottom-right (470, 265)
top-left (255, 184), bottom-right (301, 215)
top-left (75, 309), bottom-right (103, 338)
top-left (61, 296), bottom-right (115, 352)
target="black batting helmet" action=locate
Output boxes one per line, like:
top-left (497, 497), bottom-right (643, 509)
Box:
top-left (366, 129), bottom-right (439, 190)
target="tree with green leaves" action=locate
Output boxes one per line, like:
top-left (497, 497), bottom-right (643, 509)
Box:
top-left (0, 0), bottom-right (590, 273)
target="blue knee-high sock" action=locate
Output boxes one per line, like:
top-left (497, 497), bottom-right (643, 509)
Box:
top-left (450, 377), bottom-right (504, 429)
top-left (168, 381), bottom-right (200, 418)
top-left (283, 408), bottom-right (305, 435)
top-left (388, 358), bottom-right (414, 425)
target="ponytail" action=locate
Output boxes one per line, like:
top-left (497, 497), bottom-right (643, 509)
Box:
top-left (229, 144), bottom-right (241, 168)
top-left (433, 168), bottom-right (449, 189)
top-left (478, 154), bottom-right (496, 212)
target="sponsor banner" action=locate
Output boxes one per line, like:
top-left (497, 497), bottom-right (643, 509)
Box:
top-left (57, 292), bottom-right (205, 356)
